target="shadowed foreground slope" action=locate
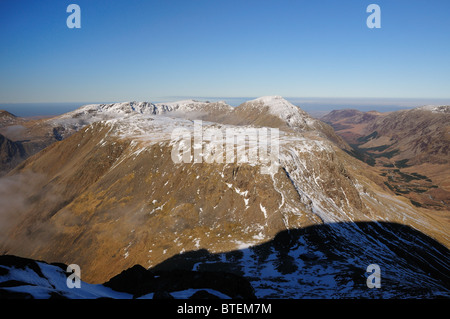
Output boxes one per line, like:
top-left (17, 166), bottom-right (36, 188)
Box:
top-left (0, 222), bottom-right (449, 299)
top-left (148, 221), bottom-right (450, 298)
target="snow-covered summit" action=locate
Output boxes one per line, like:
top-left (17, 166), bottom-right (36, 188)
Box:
top-left (244, 96), bottom-right (315, 128)
top-left (65, 101), bottom-right (157, 117)
top-left (66, 100), bottom-right (234, 119)
top-left (415, 105), bottom-right (450, 113)
top-left (53, 96), bottom-right (330, 137)
top-left (155, 99), bottom-right (233, 113)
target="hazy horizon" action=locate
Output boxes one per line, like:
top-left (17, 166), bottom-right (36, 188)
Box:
top-left (2, 96), bottom-right (450, 117)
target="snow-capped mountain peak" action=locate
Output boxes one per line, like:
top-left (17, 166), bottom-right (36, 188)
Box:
top-left (249, 96), bottom-right (308, 116)
top-left (242, 96), bottom-right (315, 128)
top-left (67, 101), bottom-right (157, 117)
top-left (155, 99), bottom-right (205, 112)
top-left (66, 100), bottom-right (234, 119)
top-left (415, 105), bottom-right (450, 113)
top-left (155, 99), bottom-right (233, 113)
top-left (251, 95), bottom-right (292, 105)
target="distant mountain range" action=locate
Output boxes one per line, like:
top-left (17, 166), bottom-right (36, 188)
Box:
top-left (321, 106), bottom-right (450, 210)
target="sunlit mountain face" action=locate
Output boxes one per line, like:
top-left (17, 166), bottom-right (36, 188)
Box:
top-left (0, 97), bottom-right (448, 299)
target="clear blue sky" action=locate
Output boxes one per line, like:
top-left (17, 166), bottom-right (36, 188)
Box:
top-left (1, 0), bottom-right (449, 103)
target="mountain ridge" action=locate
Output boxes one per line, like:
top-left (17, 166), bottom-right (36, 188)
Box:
top-left (0, 96), bottom-right (352, 176)
top-left (1, 99), bottom-right (448, 284)
top-left (0, 97), bottom-right (448, 291)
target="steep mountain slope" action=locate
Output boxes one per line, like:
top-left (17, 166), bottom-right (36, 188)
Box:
top-left (0, 134), bottom-right (26, 176)
top-left (152, 222), bottom-right (450, 298)
top-left (0, 110), bottom-right (63, 176)
top-left (0, 99), bottom-right (448, 290)
top-left (2, 219), bottom-right (450, 299)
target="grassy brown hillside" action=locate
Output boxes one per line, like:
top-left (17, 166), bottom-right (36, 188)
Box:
top-left (1, 112), bottom-right (448, 283)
